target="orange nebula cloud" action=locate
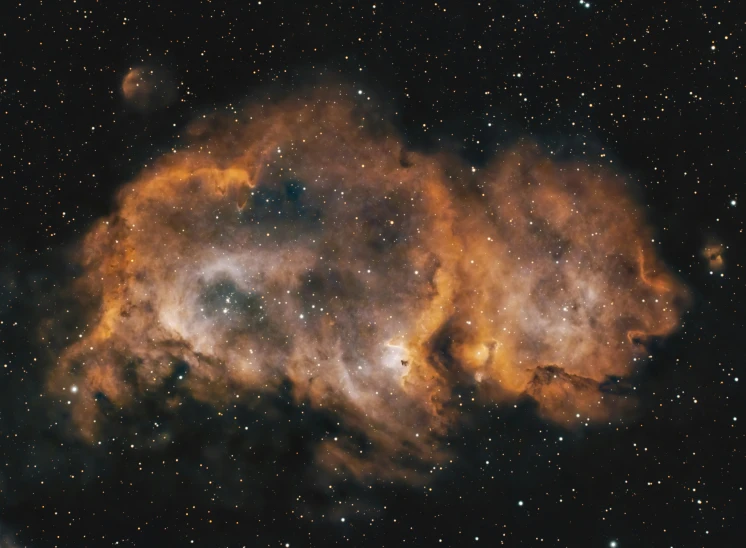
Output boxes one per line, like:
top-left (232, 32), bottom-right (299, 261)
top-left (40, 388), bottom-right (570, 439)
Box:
top-left (49, 87), bottom-right (688, 476)
top-left (121, 66), bottom-right (176, 109)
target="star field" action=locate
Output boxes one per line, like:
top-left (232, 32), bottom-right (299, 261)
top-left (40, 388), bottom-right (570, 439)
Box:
top-left (0, 1), bottom-right (743, 547)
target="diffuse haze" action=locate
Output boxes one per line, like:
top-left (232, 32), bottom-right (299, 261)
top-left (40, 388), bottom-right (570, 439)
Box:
top-left (49, 87), bottom-right (688, 476)
top-left (121, 66), bottom-right (176, 110)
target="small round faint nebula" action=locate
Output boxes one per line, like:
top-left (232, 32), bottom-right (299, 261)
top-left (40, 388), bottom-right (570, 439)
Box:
top-left (702, 241), bottom-right (725, 272)
top-left (121, 66), bottom-right (176, 109)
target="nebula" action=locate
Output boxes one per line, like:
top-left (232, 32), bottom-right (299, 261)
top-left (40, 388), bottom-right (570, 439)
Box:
top-left (0, 524), bottom-right (22, 548)
top-left (121, 66), bottom-right (176, 109)
top-left (702, 241), bottom-right (725, 271)
top-left (48, 87), bottom-right (688, 477)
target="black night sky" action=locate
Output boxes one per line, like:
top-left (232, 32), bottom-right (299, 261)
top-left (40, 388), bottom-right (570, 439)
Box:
top-left (0, 1), bottom-right (743, 547)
